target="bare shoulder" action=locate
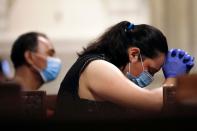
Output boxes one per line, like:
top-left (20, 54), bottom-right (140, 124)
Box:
top-left (83, 59), bottom-right (124, 81)
top-left (85, 59), bottom-right (122, 74)
top-left (81, 59), bottom-right (162, 110)
top-left (82, 59), bottom-right (137, 97)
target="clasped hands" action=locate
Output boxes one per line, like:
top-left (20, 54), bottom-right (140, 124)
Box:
top-left (162, 49), bottom-right (195, 78)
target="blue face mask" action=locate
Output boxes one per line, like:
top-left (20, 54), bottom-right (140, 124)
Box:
top-left (39, 57), bottom-right (62, 82)
top-left (126, 70), bottom-right (153, 87)
top-left (126, 54), bottom-right (154, 88)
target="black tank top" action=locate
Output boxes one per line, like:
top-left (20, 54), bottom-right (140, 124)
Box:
top-left (55, 54), bottom-right (134, 121)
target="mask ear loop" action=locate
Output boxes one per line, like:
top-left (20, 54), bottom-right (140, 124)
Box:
top-left (139, 53), bottom-right (145, 71)
top-left (139, 53), bottom-right (154, 81)
top-left (128, 62), bottom-right (131, 73)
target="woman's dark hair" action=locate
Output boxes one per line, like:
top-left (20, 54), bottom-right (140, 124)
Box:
top-left (10, 32), bottom-right (48, 68)
top-left (78, 21), bottom-right (168, 68)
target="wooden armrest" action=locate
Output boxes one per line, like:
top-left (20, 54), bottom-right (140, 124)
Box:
top-left (162, 85), bottom-right (177, 113)
top-left (176, 74), bottom-right (197, 106)
top-left (21, 90), bottom-right (47, 120)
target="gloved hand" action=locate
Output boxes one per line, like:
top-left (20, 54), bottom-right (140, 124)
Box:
top-left (162, 49), bottom-right (195, 78)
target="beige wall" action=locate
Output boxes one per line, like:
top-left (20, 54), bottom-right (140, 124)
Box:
top-left (150, 0), bottom-right (197, 72)
top-left (0, 0), bottom-right (197, 94)
top-left (0, 0), bottom-right (150, 94)
top-left (147, 0), bottom-right (197, 89)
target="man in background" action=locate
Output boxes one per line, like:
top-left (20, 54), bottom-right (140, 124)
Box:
top-left (10, 32), bottom-right (62, 91)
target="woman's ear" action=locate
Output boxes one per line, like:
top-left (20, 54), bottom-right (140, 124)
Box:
top-left (24, 51), bottom-right (34, 65)
top-left (128, 47), bottom-right (140, 63)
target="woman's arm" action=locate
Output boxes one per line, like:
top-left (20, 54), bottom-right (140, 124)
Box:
top-left (82, 60), bottom-right (163, 112)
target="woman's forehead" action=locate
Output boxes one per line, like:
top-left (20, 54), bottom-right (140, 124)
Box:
top-left (145, 53), bottom-right (165, 69)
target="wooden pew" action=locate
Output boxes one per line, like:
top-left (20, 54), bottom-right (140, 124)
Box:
top-left (21, 91), bottom-right (47, 120)
top-left (175, 74), bottom-right (197, 116)
top-left (0, 82), bottom-right (22, 120)
top-left (176, 74), bottom-right (197, 105)
top-left (0, 82), bottom-right (57, 121)
top-left (163, 74), bottom-right (197, 118)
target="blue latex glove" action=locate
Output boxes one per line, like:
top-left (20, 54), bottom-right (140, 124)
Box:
top-left (176, 49), bottom-right (195, 71)
top-left (185, 55), bottom-right (194, 73)
top-left (162, 49), bottom-right (195, 78)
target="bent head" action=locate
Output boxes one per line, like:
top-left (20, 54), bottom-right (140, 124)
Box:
top-left (80, 21), bottom-right (168, 86)
top-left (124, 22), bottom-right (168, 86)
top-left (125, 47), bottom-right (165, 87)
top-left (126, 47), bottom-right (165, 76)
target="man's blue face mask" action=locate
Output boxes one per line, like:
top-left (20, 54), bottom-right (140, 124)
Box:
top-left (126, 54), bottom-right (154, 88)
top-left (39, 57), bottom-right (62, 82)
